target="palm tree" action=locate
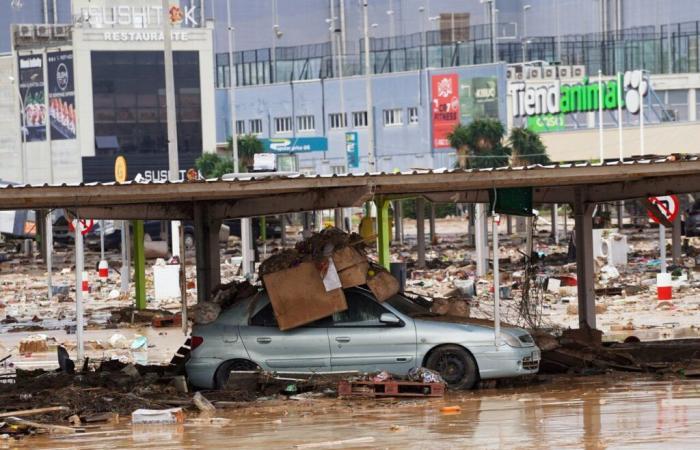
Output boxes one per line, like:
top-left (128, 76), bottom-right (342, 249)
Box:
top-left (447, 118), bottom-right (510, 169)
top-left (509, 127), bottom-right (551, 166)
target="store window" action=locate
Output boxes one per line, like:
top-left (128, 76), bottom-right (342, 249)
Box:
top-left (216, 53), bottom-right (230, 88)
top-left (383, 108), bottom-right (403, 126)
top-left (297, 115), bottom-right (315, 132)
top-left (352, 111), bottom-right (368, 127)
top-left (236, 120), bottom-right (245, 135)
top-left (329, 112), bottom-right (347, 129)
top-left (91, 51), bottom-right (201, 160)
top-left (249, 119), bottom-right (263, 134)
top-left (408, 107), bottom-right (419, 124)
top-left (274, 116), bottom-right (292, 133)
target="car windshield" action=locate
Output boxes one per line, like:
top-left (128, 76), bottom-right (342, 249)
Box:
top-left (385, 294), bottom-right (431, 317)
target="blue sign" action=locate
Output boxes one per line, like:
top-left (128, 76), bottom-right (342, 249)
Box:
top-left (261, 137), bottom-right (328, 153)
top-left (345, 132), bottom-right (359, 169)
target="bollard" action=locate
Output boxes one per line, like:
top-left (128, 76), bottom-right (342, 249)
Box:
top-left (98, 260), bottom-right (109, 280)
top-left (657, 272), bottom-right (672, 301)
top-left (81, 271), bottom-right (89, 294)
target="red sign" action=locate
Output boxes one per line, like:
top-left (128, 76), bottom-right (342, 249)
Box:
top-left (647, 195), bottom-right (680, 225)
top-left (68, 218), bottom-right (95, 236)
top-left (431, 74), bottom-right (460, 149)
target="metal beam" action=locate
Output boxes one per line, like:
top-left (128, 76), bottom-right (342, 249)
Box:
top-left (375, 198), bottom-right (391, 270)
top-left (76, 204), bottom-right (193, 220)
top-left (416, 197), bottom-right (426, 268)
top-left (133, 220), bottom-right (146, 310)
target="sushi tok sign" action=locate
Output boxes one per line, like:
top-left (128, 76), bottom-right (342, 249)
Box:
top-left (47, 51), bottom-right (76, 140)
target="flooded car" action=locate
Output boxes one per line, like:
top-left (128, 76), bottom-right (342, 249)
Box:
top-left (186, 287), bottom-right (540, 390)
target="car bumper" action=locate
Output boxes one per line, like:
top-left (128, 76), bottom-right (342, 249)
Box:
top-left (476, 345), bottom-right (541, 379)
top-left (185, 357), bottom-right (223, 389)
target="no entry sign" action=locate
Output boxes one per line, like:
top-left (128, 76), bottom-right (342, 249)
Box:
top-left (646, 195), bottom-right (680, 226)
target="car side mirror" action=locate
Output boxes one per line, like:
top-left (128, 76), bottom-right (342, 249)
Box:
top-left (379, 313), bottom-right (402, 326)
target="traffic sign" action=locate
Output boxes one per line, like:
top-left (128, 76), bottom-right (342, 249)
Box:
top-left (646, 195), bottom-right (680, 226)
top-left (68, 218), bottom-right (95, 236)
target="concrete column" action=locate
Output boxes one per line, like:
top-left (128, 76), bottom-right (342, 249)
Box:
top-left (375, 198), bottom-right (391, 270)
top-left (334, 207), bottom-right (343, 229)
top-left (475, 203), bottom-right (487, 276)
top-left (429, 202), bottom-right (436, 245)
top-left (416, 197), bottom-right (426, 268)
top-left (516, 216), bottom-right (526, 233)
top-left (689, 88), bottom-right (697, 122)
top-left (551, 204), bottom-right (558, 242)
top-left (133, 220), bottom-right (146, 310)
top-left (506, 215), bottom-right (512, 235)
top-left (194, 203), bottom-right (222, 303)
top-left (617, 201), bottom-right (624, 230)
top-left (672, 211), bottom-right (682, 265)
top-left (467, 204), bottom-right (475, 247)
top-left (574, 192), bottom-right (596, 330)
top-left (280, 214), bottom-right (287, 248)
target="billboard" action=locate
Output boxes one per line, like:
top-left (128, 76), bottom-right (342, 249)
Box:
top-left (47, 51), bottom-right (76, 140)
top-left (431, 74), bottom-right (460, 149)
top-left (261, 137), bottom-right (328, 153)
top-left (17, 55), bottom-right (46, 142)
top-left (345, 131), bottom-right (359, 169)
top-left (459, 76), bottom-right (499, 123)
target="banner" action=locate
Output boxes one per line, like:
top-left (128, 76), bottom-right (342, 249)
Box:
top-left (345, 131), bottom-right (359, 169)
top-left (261, 137), bottom-right (328, 153)
top-left (17, 54), bottom-right (46, 142)
top-left (47, 51), bottom-right (76, 140)
top-left (431, 74), bottom-right (460, 149)
top-left (459, 76), bottom-right (499, 123)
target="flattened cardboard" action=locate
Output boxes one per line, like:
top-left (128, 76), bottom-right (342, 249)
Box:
top-left (332, 247), bottom-right (366, 271)
top-left (367, 270), bottom-right (400, 302)
top-left (263, 262), bottom-right (347, 331)
top-left (338, 261), bottom-right (369, 288)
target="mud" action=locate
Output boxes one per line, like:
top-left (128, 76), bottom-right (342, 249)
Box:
top-left (7, 373), bottom-right (700, 449)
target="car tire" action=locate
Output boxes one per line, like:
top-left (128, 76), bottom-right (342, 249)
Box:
top-left (426, 345), bottom-right (478, 390)
top-left (214, 359), bottom-right (260, 389)
top-left (184, 232), bottom-right (195, 250)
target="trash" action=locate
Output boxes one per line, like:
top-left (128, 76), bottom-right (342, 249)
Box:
top-left (144, 241), bottom-right (169, 259)
top-left (321, 259), bottom-right (342, 292)
top-left (19, 334), bottom-right (49, 354)
top-left (440, 406), bottom-right (462, 414)
top-left (108, 289), bottom-right (121, 299)
top-left (600, 265), bottom-right (620, 280)
top-left (372, 371), bottom-right (391, 383)
top-left (546, 278), bottom-right (561, 293)
top-left (408, 367), bottom-right (445, 384)
top-left (193, 392), bottom-right (216, 415)
top-left (295, 436), bottom-right (376, 449)
top-left (131, 407), bottom-right (185, 424)
top-left (447, 299), bottom-right (470, 318)
top-left (192, 301), bottom-right (221, 325)
top-left (453, 279), bottom-right (476, 296)
top-left (366, 267), bottom-right (400, 302)
top-left (332, 246), bottom-right (366, 271)
top-left (337, 261), bottom-right (369, 288)
top-left (153, 264), bottom-right (181, 300)
top-left (130, 336), bottom-right (148, 365)
top-left (108, 333), bottom-right (129, 349)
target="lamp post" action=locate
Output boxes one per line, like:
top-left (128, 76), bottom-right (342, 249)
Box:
top-left (8, 76), bottom-right (27, 184)
top-left (522, 4), bottom-right (531, 62)
top-left (362, 0), bottom-right (376, 171)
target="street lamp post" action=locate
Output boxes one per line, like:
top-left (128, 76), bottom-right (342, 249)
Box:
top-left (522, 4), bottom-right (531, 63)
top-left (8, 76), bottom-right (27, 184)
top-left (362, 0), bottom-right (376, 171)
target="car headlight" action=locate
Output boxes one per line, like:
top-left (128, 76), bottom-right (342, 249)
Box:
top-left (502, 333), bottom-right (523, 347)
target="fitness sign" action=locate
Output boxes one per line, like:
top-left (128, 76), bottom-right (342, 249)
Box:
top-left (511, 70), bottom-right (649, 118)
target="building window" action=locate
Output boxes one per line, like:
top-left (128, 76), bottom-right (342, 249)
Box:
top-left (439, 13), bottom-right (470, 44)
top-left (216, 53), bottom-right (230, 88)
top-left (331, 165), bottom-right (346, 174)
top-left (408, 107), bottom-right (418, 124)
top-left (329, 112), bottom-right (347, 129)
top-left (383, 108), bottom-right (403, 126)
top-left (249, 119), bottom-right (263, 134)
top-left (352, 111), bottom-right (368, 128)
top-left (274, 116), bottom-right (292, 133)
top-left (235, 120), bottom-right (245, 135)
top-left (297, 115), bottom-right (315, 132)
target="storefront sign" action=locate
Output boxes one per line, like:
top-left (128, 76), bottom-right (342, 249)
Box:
top-left (102, 30), bottom-right (191, 41)
top-left (459, 76), bottom-right (499, 123)
top-left (261, 137), bottom-right (328, 153)
top-left (526, 114), bottom-right (565, 133)
top-left (77, 4), bottom-right (198, 28)
top-left (431, 74), bottom-right (460, 149)
top-left (47, 51), bottom-right (76, 140)
top-left (345, 131), bottom-right (359, 169)
top-left (17, 54), bottom-right (46, 142)
top-left (114, 155), bottom-right (127, 183)
top-left (511, 70), bottom-right (649, 118)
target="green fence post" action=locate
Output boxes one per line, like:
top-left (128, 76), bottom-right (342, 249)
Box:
top-left (375, 198), bottom-right (391, 270)
top-left (133, 219), bottom-right (146, 310)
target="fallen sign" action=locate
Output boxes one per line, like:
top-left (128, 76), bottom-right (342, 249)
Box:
top-left (645, 195), bottom-right (680, 227)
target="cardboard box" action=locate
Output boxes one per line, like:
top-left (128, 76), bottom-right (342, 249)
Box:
top-left (263, 262), bottom-right (347, 330)
top-left (332, 247), bottom-right (366, 271)
top-left (367, 270), bottom-right (400, 302)
top-left (338, 261), bottom-right (369, 288)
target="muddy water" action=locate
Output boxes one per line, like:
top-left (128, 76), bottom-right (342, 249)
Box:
top-left (12, 375), bottom-right (700, 449)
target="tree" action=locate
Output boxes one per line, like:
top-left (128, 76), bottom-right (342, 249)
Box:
top-left (195, 153), bottom-right (233, 179)
top-left (230, 134), bottom-right (264, 172)
top-left (509, 127), bottom-right (551, 166)
top-left (196, 134), bottom-right (265, 178)
top-left (447, 118), bottom-right (510, 169)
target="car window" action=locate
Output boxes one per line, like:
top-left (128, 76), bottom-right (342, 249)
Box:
top-left (385, 294), bottom-right (430, 317)
top-left (332, 292), bottom-right (389, 326)
top-left (250, 303), bottom-right (330, 328)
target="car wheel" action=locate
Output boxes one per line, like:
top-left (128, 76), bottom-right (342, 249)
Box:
top-left (214, 359), bottom-right (259, 389)
top-left (426, 345), bottom-right (478, 390)
top-left (184, 233), bottom-right (195, 250)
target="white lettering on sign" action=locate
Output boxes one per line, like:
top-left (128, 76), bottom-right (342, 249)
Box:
top-left (137, 169), bottom-right (187, 183)
top-left (78, 4), bottom-right (198, 28)
top-left (103, 31), bottom-right (189, 41)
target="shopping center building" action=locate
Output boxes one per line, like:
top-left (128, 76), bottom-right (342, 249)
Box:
top-left (2, 0), bottom-right (700, 183)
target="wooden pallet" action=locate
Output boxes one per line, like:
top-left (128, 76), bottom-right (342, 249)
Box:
top-left (152, 314), bottom-right (182, 328)
top-left (337, 380), bottom-right (445, 398)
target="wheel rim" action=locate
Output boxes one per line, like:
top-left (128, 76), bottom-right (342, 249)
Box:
top-left (184, 235), bottom-right (195, 249)
top-left (434, 352), bottom-right (467, 384)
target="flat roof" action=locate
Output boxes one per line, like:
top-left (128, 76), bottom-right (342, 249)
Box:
top-left (1, 156), bottom-right (699, 220)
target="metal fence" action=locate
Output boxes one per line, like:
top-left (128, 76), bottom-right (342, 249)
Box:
top-left (215, 21), bottom-right (700, 88)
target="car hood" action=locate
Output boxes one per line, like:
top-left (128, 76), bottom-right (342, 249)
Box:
top-left (412, 314), bottom-right (533, 341)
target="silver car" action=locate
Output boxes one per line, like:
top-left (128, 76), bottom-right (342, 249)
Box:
top-left (186, 287), bottom-right (540, 390)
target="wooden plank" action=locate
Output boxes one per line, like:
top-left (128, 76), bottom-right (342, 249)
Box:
top-left (0, 406), bottom-right (70, 418)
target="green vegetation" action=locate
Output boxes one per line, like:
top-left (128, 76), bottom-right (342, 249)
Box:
top-left (196, 134), bottom-right (264, 178)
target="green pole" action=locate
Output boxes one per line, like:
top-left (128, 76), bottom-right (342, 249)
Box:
top-left (133, 219), bottom-right (146, 310)
top-left (375, 198), bottom-right (391, 270)
top-left (260, 216), bottom-right (267, 241)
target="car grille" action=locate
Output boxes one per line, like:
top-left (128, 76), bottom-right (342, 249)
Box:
top-left (522, 350), bottom-right (540, 370)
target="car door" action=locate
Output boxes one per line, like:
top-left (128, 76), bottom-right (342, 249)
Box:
top-left (239, 302), bottom-right (332, 373)
top-left (328, 290), bottom-right (417, 376)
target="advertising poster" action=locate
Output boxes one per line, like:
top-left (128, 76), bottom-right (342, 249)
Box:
top-left (431, 74), bottom-right (460, 149)
top-left (345, 131), bottom-right (359, 169)
top-left (47, 51), bottom-right (76, 140)
top-left (17, 54), bottom-right (46, 142)
top-left (459, 76), bottom-right (499, 123)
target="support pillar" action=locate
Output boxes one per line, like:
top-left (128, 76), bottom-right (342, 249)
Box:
top-left (416, 197), bottom-right (426, 268)
top-left (475, 203), bottom-right (487, 276)
top-left (37, 210), bottom-right (46, 262)
top-left (617, 201), bottom-right (624, 231)
top-left (45, 211), bottom-right (53, 300)
top-left (574, 191), bottom-right (596, 329)
top-left (467, 204), bottom-right (475, 247)
top-left (120, 221), bottom-right (130, 294)
top-left (429, 202), bottom-right (436, 245)
top-left (506, 215), bottom-right (512, 235)
top-left (375, 198), bottom-right (391, 270)
top-left (516, 216), bottom-right (527, 233)
top-left (194, 204), bottom-right (222, 303)
top-left (334, 208), bottom-right (343, 229)
top-left (394, 201), bottom-right (403, 245)
top-left (280, 214), bottom-right (287, 248)
top-left (551, 204), bottom-right (559, 244)
top-left (672, 211), bottom-right (682, 265)
top-left (74, 217), bottom-right (85, 362)
top-left (133, 220), bottom-right (146, 310)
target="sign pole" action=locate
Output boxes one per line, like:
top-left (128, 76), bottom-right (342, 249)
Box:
top-left (660, 224), bottom-right (666, 273)
top-left (74, 216), bottom-right (85, 362)
top-left (46, 211), bottom-right (53, 300)
top-left (640, 72), bottom-right (645, 156)
top-left (493, 214), bottom-right (501, 348)
top-left (161, 0), bottom-right (179, 181)
top-left (362, 0), bottom-right (376, 171)
top-left (617, 72), bottom-right (624, 161)
top-left (598, 70), bottom-right (604, 162)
